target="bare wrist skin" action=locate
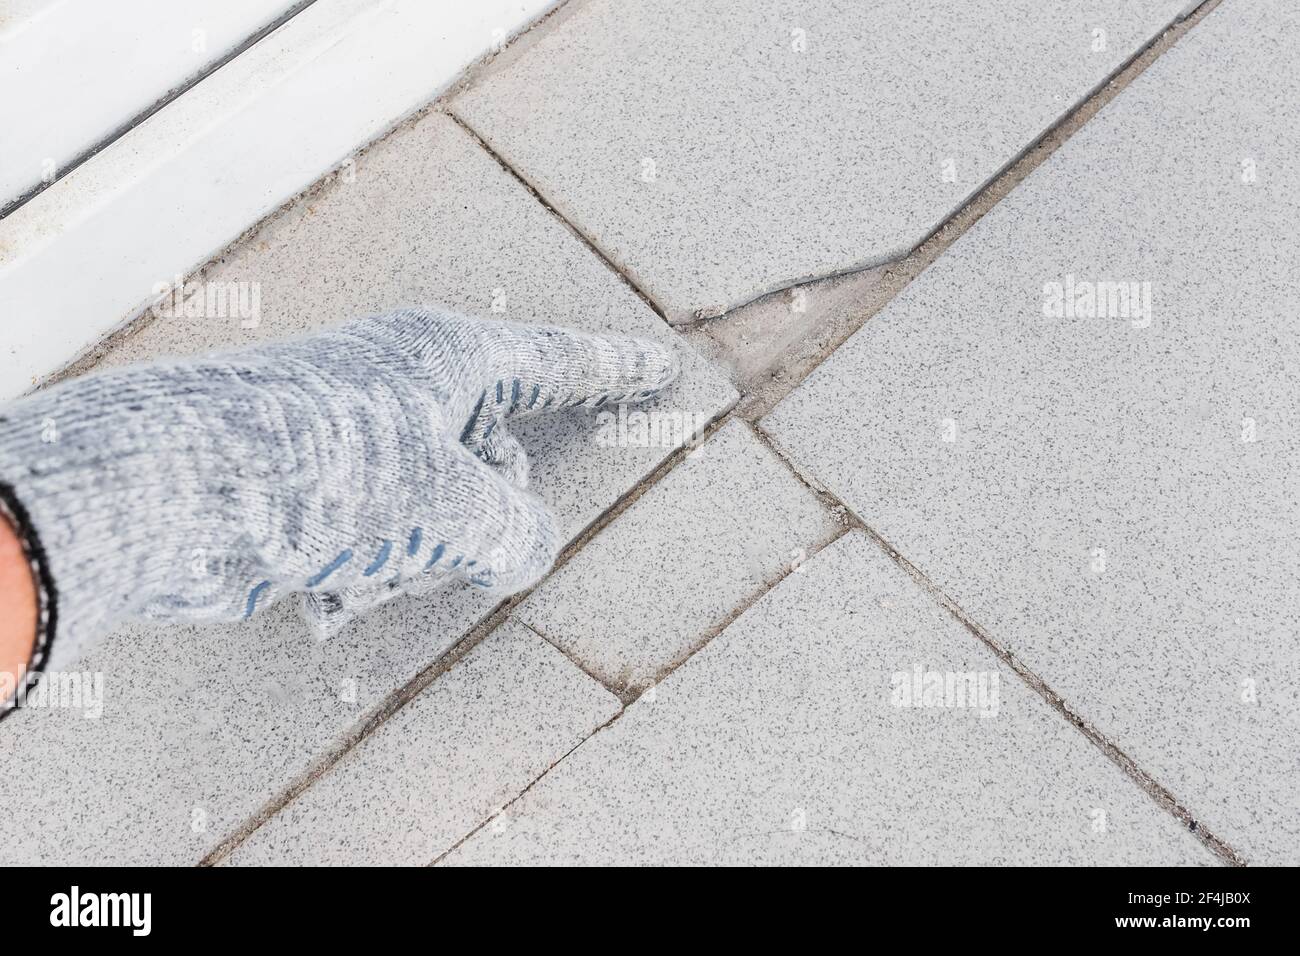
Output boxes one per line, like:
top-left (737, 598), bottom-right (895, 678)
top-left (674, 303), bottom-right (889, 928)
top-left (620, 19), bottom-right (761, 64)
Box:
top-left (0, 514), bottom-right (38, 694)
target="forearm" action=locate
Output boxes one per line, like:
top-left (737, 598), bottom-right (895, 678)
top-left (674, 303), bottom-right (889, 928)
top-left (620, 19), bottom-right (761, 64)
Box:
top-left (0, 509), bottom-right (38, 699)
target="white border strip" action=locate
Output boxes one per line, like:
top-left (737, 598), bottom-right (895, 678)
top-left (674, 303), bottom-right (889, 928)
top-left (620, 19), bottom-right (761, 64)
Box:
top-left (0, 0), bottom-right (558, 399)
top-left (0, 0), bottom-right (308, 213)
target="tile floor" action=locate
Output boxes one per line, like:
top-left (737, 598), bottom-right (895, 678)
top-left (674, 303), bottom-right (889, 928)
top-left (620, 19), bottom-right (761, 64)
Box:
top-left (2, 0), bottom-right (1293, 866)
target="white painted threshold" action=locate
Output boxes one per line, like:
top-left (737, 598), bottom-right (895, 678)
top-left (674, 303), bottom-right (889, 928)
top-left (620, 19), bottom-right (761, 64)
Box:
top-left (0, 0), bottom-right (559, 400)
top-left (0, 0), bottom-right (311, 215)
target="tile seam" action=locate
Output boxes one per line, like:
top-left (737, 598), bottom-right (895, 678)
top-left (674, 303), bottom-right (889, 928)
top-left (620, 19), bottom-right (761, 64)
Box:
top-left (753, 421), bottom-right (1247, 867)
top-left (520, 418), bottom-right (849, 699)
top-left (430, 703), bottom-right (627, 865)
top-left (198, 598), bottom-right (517, 866)
top-left (430, 523), bottom-right (857, 865)
top-left (445, 110), bottom-right (672, 324)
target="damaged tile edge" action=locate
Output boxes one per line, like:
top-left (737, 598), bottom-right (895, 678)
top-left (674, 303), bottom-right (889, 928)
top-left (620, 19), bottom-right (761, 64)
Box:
top-left (711, 0), bottom-right (1226, 421)
top-left (450, 0), bottom-right (1221, 328)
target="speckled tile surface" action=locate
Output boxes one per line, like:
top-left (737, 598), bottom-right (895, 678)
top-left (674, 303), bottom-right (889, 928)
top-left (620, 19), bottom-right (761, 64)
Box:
top-left (0, 584), bottom-right (494, 865)
top-left (517, 420), bottom-right (840, 693)
top-left (223, 619), bottom-right (619, 866)
top-left (0, 111), bottom-right (732, 865)
top-left (452, 0), bottom-right (1194, 322)
top-left (762, 0), bottom-right (1300, 864)
top-left (444, 533), bottom-right (1214, 865)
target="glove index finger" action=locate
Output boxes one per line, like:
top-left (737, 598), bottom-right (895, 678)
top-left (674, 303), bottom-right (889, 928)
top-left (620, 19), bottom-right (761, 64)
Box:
top-left (472, 323), bottom-right (681, 426)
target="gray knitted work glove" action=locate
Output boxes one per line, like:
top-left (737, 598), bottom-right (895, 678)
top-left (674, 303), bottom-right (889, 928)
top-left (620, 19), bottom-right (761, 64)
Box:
top-left (0, 307), bottom-right (679, 694)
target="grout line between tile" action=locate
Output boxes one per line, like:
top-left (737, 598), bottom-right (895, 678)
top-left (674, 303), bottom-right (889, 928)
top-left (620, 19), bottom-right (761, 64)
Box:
top-left (455, 1), bottom-right (1223, 357)
top-left (431, 520), bottom-right (858, 865)
top-left (432, 409), bottom-right (1248, 866)
top-left (516, 617), bottom-right (626, 702)
top-left (429, 700), bottom-right (626, 866)
top-left (516, 417), bottom-right (849, 703)
top-left (869, 520), bottom-right (1246, 867)
top-left (199, 598), bottom-right (517, 866)
top-left (731, 0), bottom-right (1245, 864)
top-left (452, 0), bottom-right (1223, 421)
top-left (445, 110), bottom-right (672, 324)
top-left (425, 434), bottom-right (857, 862)
top-left (753, 421), bottom-right (1247, 867)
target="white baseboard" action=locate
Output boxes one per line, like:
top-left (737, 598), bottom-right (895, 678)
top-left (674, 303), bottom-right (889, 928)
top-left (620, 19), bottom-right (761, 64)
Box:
top-left (0, 0), bottom-right (307, 213)
top-left (0, 0), bottom-right (559, 399)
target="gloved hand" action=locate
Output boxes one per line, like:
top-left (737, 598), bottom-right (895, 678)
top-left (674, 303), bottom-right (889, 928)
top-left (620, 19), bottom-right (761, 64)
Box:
top-left (0, 307), bottom-right (680, 680)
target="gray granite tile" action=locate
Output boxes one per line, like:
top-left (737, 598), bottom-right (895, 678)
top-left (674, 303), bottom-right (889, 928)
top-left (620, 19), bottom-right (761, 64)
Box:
top-left (762, 0), bottom-right (1300, 864)
top-left (453, 0), bottom-right (1194, 322)
top-left (444, 533), bottom-right (1214, 865)
top-left (224, 619), bottom-right (619, 866)
top-left (0, 584), bottom-right (494, 865)
top-left (517, 419), bottom-right (840, 692)
top-left (0, 111), bottom-right (732, 864)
